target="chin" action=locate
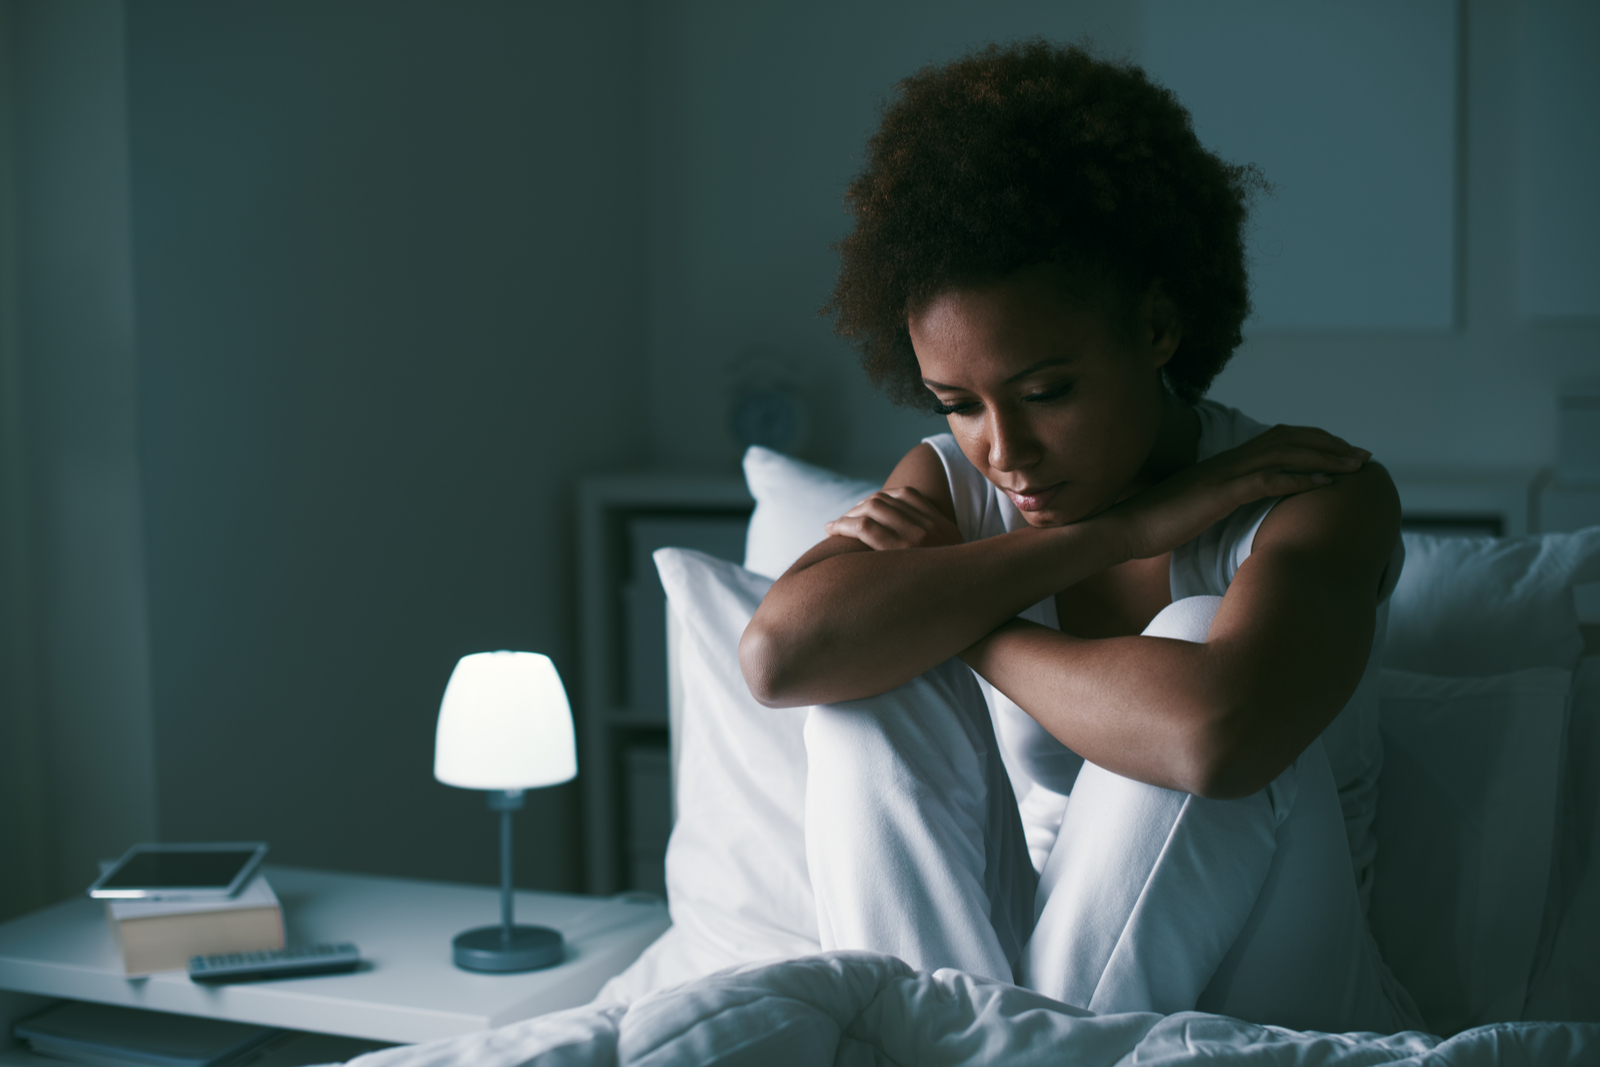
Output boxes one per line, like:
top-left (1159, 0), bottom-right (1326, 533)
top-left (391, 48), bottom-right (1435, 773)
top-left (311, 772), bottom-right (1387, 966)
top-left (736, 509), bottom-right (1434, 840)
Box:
top-left (1020, 489), bottom-right (1117, 528)
top-left (1017, 504), bottom-right (1087, 529)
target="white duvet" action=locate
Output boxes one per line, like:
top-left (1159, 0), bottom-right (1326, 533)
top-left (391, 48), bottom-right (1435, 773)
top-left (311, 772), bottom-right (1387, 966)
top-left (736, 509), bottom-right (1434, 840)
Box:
top-left (348, 951), bottom-right (1599, 1066)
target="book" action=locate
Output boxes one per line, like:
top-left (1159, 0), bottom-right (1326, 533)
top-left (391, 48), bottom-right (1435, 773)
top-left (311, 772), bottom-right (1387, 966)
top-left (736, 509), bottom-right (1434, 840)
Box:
top-left (105, 873), bottom-right (285, 975)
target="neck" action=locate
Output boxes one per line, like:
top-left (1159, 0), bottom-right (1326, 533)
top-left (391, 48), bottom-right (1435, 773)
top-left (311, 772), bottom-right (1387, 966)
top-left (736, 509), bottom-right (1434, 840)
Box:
top-left (1129, 390), bottom-right (1201, 493)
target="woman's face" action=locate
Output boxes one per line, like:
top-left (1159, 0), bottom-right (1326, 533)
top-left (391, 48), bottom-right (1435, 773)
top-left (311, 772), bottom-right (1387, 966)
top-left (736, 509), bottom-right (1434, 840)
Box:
top-left (908, 263), bottom-right (1182, 528)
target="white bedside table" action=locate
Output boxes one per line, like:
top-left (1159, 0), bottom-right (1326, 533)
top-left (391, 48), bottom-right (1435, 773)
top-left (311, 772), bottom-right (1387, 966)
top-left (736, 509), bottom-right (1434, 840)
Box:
top-left (0, 866), bottom-right (669, 1047)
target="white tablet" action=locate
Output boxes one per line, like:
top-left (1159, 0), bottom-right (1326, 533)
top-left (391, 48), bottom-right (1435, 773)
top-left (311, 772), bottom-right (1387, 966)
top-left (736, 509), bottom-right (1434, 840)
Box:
top-left (87, 842), bottom-right (269, 900)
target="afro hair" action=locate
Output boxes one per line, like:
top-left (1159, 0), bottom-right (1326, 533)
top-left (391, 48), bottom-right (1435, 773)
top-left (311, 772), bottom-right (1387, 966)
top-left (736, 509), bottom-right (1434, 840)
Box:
top-left (827, 39), bottom-right (1266, 408)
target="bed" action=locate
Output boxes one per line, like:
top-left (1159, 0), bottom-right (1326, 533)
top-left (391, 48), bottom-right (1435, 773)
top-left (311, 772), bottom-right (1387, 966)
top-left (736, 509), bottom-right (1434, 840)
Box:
top-left (353, 448), bottom-right (1600, 1066)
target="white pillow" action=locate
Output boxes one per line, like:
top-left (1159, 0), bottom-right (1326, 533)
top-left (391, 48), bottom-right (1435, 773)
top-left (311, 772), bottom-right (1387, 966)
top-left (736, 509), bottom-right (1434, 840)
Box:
top-left (742, 447), bottom-right (880, 579)
top-left (594, 548), bottom-right (820, 1007)
top-left (1369, 666), bottom-right (1572, 1035)
top-left (1384, 528), bottom-right (1600, 677)
top-left (1524, 655), bottom-right (1600, 1023)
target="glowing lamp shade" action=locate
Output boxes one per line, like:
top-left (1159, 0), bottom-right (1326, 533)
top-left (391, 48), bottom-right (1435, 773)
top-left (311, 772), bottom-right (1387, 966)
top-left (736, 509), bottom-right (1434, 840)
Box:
top-left (434, 652), bottom-right (576, 791)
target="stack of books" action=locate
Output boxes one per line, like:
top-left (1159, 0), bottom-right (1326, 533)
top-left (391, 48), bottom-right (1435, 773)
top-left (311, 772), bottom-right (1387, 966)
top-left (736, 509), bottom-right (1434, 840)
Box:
top-left (104, 873), bottom-right (285, 976)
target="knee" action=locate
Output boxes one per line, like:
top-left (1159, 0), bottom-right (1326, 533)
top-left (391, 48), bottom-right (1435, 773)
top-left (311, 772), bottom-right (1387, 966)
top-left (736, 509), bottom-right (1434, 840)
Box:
top-left (803, 659), bottom-right (991, 782)
top-left (802, 704), bottom-right (884, 773)
top-left (1144, 596), bottom-right (1223, 643)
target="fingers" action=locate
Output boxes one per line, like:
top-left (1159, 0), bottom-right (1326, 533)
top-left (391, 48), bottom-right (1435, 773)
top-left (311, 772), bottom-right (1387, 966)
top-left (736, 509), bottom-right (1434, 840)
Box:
top-left (1198, 426), bottom-right (1376, 508)
top-left (846, 486), bottom-right (941, 519)
top-left (881, 485), bottom-right (940, 507)
top-left (822, 513), bottom-right (917, 551)
top-left (1263, 425), bottom-right (1370, 462)
top-left (1251, 469), bottom-right (1339, 499)
top-left (834, 489), bottom-right (939, 527)
top-left (823, 487), bottom-right (956, 551)
top-left (1260, 446), bottom-right (1368, 473)
top-left (1221, 430), bottom-right (1372, 484)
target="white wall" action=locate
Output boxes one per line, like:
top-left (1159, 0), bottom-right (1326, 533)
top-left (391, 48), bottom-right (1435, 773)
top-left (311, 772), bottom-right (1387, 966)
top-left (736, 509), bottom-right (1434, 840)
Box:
top-left (1, 0), bottom-right (658, 914)
top-left (640, 0), bottom-right (1599, 505)
top-left (0, 0), bottom-right (158, 917)
top-left (0, 0), bottom-right (50, 924)
top-left (121, 0), bottom-right (652, 893)
top-left (1517, 0), bottom-right (1600, 321)
top-left (1211, 1), bottom-right (1598, 504)
top-left (1141, 0), bottom-right (1458, 331)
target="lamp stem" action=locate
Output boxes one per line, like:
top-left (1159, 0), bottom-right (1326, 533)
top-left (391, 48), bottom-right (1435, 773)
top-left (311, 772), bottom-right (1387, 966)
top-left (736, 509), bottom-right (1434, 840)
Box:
top-left (500, 802), bottom-right (514, 941)
top-left (453, 787), bottom-right (558, 973)
top-left (486, 788), bottom-right (525, 943)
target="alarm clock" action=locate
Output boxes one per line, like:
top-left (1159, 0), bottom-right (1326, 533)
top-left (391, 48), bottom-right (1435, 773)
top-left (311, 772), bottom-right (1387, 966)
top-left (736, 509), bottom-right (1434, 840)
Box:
top-left (729, 386), bottom-right (806, 454)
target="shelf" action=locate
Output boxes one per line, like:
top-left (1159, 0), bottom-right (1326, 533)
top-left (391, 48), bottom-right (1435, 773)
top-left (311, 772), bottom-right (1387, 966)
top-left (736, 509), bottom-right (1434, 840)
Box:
top-left (577, 475), bottom-right (751, 894)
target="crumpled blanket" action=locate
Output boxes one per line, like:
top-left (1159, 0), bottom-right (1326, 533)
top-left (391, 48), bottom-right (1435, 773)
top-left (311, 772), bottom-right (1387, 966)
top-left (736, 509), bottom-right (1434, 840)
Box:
top-left (347, 952), bottom-right (1599, 1066)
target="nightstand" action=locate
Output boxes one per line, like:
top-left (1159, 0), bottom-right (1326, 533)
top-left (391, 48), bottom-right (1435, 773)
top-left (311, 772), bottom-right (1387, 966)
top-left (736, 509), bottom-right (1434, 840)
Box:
top-left (0, 866), bottom-right (668, 1051)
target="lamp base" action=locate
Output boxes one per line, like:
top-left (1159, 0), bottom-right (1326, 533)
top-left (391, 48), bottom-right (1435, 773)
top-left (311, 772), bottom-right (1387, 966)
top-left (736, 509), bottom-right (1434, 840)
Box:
top-left (451, 925), bottom-right (564, 973)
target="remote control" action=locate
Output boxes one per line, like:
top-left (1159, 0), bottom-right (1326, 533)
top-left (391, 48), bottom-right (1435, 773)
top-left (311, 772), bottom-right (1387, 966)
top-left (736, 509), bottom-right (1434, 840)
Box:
top-left (188, 942), bottom-right (361, 983)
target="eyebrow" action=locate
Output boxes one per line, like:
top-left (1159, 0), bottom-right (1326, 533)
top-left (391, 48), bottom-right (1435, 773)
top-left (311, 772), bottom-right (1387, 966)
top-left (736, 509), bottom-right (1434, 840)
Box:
top-left (922, 357), bottom-right (1074, 391)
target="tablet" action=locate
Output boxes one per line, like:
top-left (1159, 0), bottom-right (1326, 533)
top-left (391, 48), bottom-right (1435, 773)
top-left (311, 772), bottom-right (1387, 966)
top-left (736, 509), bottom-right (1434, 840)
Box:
top-left (88, 843), bottom-right (269, 900)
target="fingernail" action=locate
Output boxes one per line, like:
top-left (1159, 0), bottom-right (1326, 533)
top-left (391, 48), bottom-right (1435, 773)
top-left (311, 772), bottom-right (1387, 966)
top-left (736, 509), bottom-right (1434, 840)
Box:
top-left (1312, 474), bottom-right (1333, 484)
top-left (1340, 456), bottom-right (1360, 467)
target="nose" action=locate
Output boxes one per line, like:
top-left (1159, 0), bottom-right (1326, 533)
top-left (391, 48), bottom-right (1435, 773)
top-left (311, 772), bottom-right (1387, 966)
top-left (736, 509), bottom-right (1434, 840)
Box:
top-left (986, 404), bottom-right (1041, 473)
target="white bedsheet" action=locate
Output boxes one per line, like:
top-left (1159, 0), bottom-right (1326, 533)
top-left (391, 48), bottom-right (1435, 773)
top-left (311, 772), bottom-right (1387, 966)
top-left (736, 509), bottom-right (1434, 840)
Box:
top-left (347, 952), bottom-right (1599, 1066)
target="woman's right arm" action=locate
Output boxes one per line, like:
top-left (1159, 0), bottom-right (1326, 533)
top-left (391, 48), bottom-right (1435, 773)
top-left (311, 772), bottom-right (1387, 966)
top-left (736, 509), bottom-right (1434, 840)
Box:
top-left (739, 442), bottom-right (1130, 707)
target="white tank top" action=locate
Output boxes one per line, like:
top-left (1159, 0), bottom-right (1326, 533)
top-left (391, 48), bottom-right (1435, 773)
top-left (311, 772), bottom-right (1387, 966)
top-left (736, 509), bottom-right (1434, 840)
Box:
top-left (923, 398), bottom-right (1403, 910)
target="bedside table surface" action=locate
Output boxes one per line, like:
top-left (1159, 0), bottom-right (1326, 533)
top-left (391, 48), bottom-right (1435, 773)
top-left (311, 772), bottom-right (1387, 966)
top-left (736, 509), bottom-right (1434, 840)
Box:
top-left (0, 866), bottom-right (668, 1044)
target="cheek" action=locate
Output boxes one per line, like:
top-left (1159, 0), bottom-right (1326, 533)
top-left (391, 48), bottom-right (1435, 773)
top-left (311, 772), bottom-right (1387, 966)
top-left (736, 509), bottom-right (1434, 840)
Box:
top-left (1040, 406), bottom-right (1118, 467)
top-left (949, 420), bottom-right (989, 473)
top-left (1040, 400), bottom-right (1158, 486)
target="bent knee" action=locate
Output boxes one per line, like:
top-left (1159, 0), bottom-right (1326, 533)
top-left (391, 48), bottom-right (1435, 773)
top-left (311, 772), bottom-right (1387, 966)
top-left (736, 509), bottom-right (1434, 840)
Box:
top-left (802, 659), bottom-right (992, 778)
top-left (1143, 595), bottom-right (1224, 643)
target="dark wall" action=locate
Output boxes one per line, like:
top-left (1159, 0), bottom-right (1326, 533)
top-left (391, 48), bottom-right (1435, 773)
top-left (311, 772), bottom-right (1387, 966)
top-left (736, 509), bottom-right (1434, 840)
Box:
top-left (10, 0), bottom-right (1594, 919)
top-left (2, 0), bottom-right (155, 919)
top-left (125, 0), bottom-right (647, 892)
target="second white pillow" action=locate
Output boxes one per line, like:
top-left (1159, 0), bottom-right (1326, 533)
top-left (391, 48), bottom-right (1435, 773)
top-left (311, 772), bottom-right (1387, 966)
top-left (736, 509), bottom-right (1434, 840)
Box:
top-left (1369, 665), bottom-right (1571, 1035)
top-left (1385, 529), bottom-right (1600, 677)
top-left (742, 447), bottom-right (881, 579)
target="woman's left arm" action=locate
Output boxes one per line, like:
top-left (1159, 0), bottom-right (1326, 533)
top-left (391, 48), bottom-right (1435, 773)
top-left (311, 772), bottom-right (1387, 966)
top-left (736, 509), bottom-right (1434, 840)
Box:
top-left (960, 463), bottom-right (1401, 800)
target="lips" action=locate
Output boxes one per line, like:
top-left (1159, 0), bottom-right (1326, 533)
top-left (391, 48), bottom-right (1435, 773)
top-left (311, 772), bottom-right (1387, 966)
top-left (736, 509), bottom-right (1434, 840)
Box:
top-left (1002, 482), bottom-right (1065, 512)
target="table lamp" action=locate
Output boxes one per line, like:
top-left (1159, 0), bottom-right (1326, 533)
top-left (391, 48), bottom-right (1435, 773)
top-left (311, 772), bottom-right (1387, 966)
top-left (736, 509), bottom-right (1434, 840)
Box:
top-left (434, 651), bottom-right (577, 972)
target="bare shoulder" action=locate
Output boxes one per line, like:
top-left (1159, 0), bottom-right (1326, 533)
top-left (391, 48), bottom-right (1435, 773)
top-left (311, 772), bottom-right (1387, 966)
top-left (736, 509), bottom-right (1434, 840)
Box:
top-left (780, 441), bottom-right (957, 576)
top-left (1253, 461), bottom-right (1400, 583)
top-left (885, 441), bottom-right (957, 524)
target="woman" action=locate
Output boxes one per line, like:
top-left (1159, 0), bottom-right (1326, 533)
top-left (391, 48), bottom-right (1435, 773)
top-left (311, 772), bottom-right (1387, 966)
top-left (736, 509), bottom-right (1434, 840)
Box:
top-left (739, 41), bottom-right (1420, 1033)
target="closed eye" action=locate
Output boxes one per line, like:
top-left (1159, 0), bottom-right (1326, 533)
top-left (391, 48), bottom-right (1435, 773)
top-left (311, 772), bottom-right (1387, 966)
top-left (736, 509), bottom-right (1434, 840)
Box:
top-left (932, 399), bottom-right (978, 416)
top-left (1023, 383), bottom-right (1073, 404)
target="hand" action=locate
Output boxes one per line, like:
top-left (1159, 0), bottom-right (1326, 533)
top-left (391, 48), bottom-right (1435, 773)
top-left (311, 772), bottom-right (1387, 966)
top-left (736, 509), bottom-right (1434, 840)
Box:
top-left (823, 486), bottom-right (965, 551)
top-left (1107, 424), bottom-right (1371, 561)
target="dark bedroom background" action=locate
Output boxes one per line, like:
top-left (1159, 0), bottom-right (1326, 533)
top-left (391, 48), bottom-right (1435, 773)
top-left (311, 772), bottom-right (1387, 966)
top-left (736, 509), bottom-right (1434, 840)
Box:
top-left (1, 0), bottom-right (1596, 926)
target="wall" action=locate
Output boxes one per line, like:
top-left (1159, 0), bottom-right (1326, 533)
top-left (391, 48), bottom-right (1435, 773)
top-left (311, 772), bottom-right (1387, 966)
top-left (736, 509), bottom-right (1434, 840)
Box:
top-left (0, 0), bottom-right (45, 923)
top-left (1211, 1), bottom-right (1598, 496)
top-left (0, 0), bottom-right (157, 918)
top-left (119, 0), bottom-right (651, 893)
top-left (640, 0), bottom-right (1599, 497)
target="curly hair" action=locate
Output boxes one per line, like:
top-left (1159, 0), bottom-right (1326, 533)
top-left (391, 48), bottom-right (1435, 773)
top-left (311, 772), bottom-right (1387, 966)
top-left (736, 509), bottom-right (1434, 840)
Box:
top-left (827, 40), bottom-right (1266, 408)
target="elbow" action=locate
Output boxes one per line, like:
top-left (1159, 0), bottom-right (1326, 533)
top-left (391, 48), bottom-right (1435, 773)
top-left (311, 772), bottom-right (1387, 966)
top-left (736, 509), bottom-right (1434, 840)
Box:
top-left (738, 618), bottom-right (796, 708)
top-left (1180, 704), bottom-right (1280, 801)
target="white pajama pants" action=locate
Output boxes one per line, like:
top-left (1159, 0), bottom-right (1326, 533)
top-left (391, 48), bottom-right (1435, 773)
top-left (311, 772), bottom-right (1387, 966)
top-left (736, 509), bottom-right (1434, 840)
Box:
top-left (804, 596), bottom-right (1421, 1034)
